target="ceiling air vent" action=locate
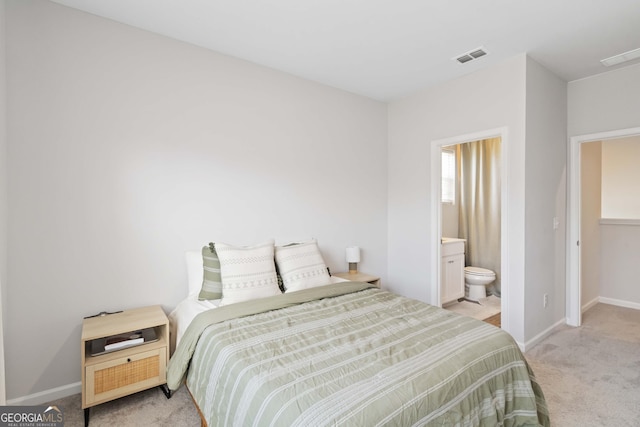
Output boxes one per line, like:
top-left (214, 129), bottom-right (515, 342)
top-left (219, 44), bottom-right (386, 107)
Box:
top-left (600, 47), bottom-right (640, 67)
top-left (454, 47), bottom-right (488, 64)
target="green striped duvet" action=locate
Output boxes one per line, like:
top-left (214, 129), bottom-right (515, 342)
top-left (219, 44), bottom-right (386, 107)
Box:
top-left (167, 282), bottom-right (549, 426)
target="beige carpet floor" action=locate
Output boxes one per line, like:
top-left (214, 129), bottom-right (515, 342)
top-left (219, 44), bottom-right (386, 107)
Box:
top-left (44, 302), bottom-right (639, 426)
top-left (525, 303), bottom-right (640, 426)
top-left (45, 385), bottom-right (201, 426)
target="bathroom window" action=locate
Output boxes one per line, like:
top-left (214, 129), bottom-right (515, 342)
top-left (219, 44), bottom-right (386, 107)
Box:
top-left (442, 148), bottom-right (456, 204)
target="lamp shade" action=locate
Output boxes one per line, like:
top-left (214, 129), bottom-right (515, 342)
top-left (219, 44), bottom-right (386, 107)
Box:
top-left (345, 246), bottom-right (361, 263)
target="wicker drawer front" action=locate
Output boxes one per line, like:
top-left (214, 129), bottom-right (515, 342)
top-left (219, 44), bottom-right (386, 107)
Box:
top-left (94, 354), bottom-right (159, 394)
top-left (85, 348), bottom-right (166, 405)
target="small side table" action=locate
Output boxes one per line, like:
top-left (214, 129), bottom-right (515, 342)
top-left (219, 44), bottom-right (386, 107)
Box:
top-left (81, 305), bottom-right (170, 426)
top-left (333, 272), bottom-right (380, 287)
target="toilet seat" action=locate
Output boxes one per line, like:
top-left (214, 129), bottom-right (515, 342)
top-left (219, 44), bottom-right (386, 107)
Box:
top-left (464, 266), bottom-right (495, 277)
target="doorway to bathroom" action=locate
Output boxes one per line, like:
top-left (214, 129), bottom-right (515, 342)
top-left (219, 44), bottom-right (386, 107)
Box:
top-left (430, 127), bottom-right (508, 330)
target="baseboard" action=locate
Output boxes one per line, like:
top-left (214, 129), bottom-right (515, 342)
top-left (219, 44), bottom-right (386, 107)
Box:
top-left (581, 296), bottom-right (600, 313)
top-left (522, 318), bottom-right (566, 352)
top-left (598, 297), bottom-right (640, 311)
top-left (6, 382), bottom-right (81, 406)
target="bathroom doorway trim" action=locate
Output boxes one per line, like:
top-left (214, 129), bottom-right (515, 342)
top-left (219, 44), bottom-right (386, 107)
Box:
top-left (430, 126), bottom-right (509, 331)
top-left (567, 126), bottom-right (640, 327)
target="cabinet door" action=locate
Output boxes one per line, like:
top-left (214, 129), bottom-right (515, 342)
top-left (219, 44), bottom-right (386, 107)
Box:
top-left (441, 254), bottom-right (465, 304)
top-left (85, 348), bottom-right (166, 406)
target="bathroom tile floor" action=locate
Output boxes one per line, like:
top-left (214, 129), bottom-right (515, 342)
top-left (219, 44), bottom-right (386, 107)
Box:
top-left (444, 295), bottom-right (501, 322)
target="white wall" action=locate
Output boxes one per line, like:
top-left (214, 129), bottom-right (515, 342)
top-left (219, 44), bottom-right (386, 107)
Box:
top-left (580, 140), bottom-right (640, 308)
top-left (5, 1), bottom-right (387, 401)
top-left (523, 57), bottom-right (567, 339)
top-left (0, 0), bottom-right (8, 406)
top-left (599, 137), bottom-right (640, 306)
top-left (441, 203), bottom-right (458, 238)
top-left (600, 224), bottom-right (640, 304)
top-left (568, 62), bottom-right (640, 310)
top-left (387, 55), bottom-right (528, 343)
top-left (580, 142), bottom-right (602, 307)
top-left (601, 137), bottom-right (640, 219)
top-left (568, 63), bottom-right (640, 136)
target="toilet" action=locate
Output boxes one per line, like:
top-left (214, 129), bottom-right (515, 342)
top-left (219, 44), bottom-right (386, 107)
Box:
top-left (464, 266), bottom-right (496, 301)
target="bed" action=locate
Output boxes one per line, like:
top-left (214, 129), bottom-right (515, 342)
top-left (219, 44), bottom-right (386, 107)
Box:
top-left (167, 243), bottom-right (549, 426)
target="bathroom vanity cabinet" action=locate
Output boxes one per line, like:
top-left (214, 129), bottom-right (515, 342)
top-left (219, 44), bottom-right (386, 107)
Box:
top-left (441, 238), bottom-right (466, 304)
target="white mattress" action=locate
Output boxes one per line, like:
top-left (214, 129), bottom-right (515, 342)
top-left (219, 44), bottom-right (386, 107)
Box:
top-left (169, 275), bottom-right (350, 353)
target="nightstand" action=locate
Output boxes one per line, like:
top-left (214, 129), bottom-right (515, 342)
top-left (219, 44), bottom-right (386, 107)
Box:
top-left (81, 305), bottom-right (170, 426)
top-left (333, 272), bottom-right (380, 287)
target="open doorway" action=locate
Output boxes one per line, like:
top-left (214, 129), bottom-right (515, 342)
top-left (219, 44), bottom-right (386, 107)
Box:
top-left (430, 127), bottom-right (509, 331)
top-left (440, 139), bottom-right (502, 324)
top-left (567, 126), bottom-right (640, 326)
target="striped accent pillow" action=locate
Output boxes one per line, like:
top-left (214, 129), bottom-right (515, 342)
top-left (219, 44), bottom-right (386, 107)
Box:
top-left (275, 239), bottom-right (330, 293)
top-left (215, 240), bottom-right (281, 306)
top-left (197, 243), bottom-right (223, 300)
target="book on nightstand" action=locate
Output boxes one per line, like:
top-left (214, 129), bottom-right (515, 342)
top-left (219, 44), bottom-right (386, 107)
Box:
top-left (90, 327), bottom-right (157, 356)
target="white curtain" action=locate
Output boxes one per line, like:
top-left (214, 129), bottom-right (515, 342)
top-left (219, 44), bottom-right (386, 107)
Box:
top-left (458, 137), bottom-right (501, 295)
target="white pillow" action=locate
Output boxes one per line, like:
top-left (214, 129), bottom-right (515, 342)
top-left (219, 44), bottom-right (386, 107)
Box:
top-left (216, 239), bottom-right (281, 306)
top-left (275, 239), bottom-right (331, 293)
top-left (185, 250), bottom-right (204, 296)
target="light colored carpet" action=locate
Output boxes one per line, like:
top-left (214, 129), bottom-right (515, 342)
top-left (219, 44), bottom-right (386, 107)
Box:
top-left (43, 302), bottom-right (638, 426)
top-left (525, 303), bottom-right (640, 427)
top-left (44, 386), bottom-right (201, 427)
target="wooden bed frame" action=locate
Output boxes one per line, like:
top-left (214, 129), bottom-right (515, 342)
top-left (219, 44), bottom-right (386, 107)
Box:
top-left (187, 384), bottom-right (207, 427)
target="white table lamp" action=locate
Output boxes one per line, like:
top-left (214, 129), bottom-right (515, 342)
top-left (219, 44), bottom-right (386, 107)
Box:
top-left (346, 246), bottom-right (360, 274)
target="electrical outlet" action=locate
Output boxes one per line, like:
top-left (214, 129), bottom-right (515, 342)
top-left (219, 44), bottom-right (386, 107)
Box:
top-left (543, 293), bottom-right (549, 308)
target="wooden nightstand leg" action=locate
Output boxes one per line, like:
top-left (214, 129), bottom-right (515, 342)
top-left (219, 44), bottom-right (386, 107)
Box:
top-left (84, 408), bottom-right (90, 427)
top-left (160, 384), bottom-right (172, 399)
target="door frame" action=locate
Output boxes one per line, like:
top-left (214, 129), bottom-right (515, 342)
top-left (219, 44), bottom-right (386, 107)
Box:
top-left (567, 126), bottom-right (640, 326)
top-left (430, 126), bottom-right (509, 331)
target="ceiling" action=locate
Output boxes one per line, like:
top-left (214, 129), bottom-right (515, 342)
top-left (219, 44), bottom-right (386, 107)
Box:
top-left (50, 0), bottom-right (640, 101)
